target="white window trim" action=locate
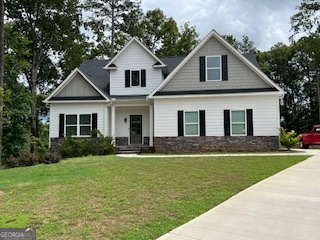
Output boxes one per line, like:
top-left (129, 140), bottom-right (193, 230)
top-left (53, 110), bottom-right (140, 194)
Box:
top-left (184, 111), bottom-right (200, 137)
top-left (230, 110), bottom-right (247, 136)
top-left (131, 70), bottom-right (141, 87)
top-left (65, 114), bottom-right (92, 137)
top-left (206, 55), bottom-right (222, 81)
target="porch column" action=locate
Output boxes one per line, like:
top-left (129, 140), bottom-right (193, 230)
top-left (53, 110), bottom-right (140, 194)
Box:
top-left (111, 105), bottom-right (116, 139)
top-left (149, 105), bottom-right (154, 147)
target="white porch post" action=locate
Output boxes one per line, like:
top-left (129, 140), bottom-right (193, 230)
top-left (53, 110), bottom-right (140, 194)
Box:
top-left (111, 105), bottom-right (116, 140)
top-left (149, 105), bottom-right (154, 147)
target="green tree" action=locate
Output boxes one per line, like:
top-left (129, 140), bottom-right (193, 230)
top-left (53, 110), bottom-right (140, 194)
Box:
top-left (138, 9), bottom-right (199, 56)
top-left (223, 34), bottom-right (257, 55)
top-left (2, 23), bottom-right (32, 160)
top-left (0, 0), bottom-right (4, 163)
top-left (5, 0), bottom-right (88, 149)
top-left (290, 0), bottom-right (320, 36)
top-left (290, 0), bottom-right (320, 123)
top-left (84, 0), bottom-right (142, 58)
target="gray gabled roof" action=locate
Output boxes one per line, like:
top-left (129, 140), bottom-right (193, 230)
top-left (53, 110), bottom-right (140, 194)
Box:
top-left (75, 57), bottom-right (186, 97)
top-left (79, 59), bottom-right (110, 97)
top-left (159, 56), bottom-right (185, 77)
top-left (243, 53), bottom-right (260, 68)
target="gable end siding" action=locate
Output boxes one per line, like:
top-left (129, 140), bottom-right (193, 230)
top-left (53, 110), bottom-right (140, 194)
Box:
top-left (56, 73), bottom-right (101, 97)
top-left (160, 36), bottom-right (271, 92)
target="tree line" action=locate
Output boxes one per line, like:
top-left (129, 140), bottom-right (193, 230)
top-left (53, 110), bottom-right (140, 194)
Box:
top-left (0, 0), bottom-right (319, 162)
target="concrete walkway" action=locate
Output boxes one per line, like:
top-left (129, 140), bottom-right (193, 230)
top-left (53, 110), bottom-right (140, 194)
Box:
top-left (118, 148), bottom-right (320, 158)
top-left (157, 151), bottom-right (320, 240)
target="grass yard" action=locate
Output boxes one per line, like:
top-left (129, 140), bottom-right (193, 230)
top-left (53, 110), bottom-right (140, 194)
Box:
top-left (0, 155), bottom-right (308, 239)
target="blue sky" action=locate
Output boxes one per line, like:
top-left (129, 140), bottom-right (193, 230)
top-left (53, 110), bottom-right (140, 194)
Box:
top-left (141, 0), bottom-right (302, 51)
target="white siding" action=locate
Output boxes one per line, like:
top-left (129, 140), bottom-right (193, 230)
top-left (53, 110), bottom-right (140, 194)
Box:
top-left (50, 103), bottom-right (107, 138)
top-left (114, 106), bottom-right (150, 140)
top-left (154, 95), bottom-right (280, 137)
top-left (110, 41), bottom-right (163, 95)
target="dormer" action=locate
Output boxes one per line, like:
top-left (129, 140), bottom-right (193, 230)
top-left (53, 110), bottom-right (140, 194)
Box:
top-left (104, 38), bottom-right (167, 97)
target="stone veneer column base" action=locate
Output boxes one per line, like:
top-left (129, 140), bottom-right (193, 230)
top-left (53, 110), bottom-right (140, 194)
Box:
top-left (154, 136), bottom-right (279, 153)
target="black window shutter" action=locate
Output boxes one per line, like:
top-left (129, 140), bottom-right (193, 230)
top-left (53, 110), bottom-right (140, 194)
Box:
top-left (222, 55), bottom-right (228, 81)
top-left (199, 110), bottom-right (206, 136)
top-left (199, 56), bottom-right (206, 82)
top-left (178, 111), bottom-right (184, 136)
top-left (92, 113), bottom-right (98, 137)
top-left (224, 110), bottom-right (230, 136)
top-left (141, 69), bottom-right (146, 87)
top-left (246, 109), bottom-right (253, 136)
top-left (125, 70), bottom-right (130, 87)
top-left (59, 114), bottom-right (65, 138)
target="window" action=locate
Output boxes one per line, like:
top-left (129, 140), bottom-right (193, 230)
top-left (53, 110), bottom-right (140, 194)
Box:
top-left (65, 114), bottom-right (91, 136)
top-left (131, 71), bottom-right (140, 86)
top-left (185, 111), bottom-right (199, 136)
top-left (125, 69), bottom-right (146, 87)
top-left (66, 115), bottom-right (77, 136)
top-left (207, 56), bottom-right (221, 81)
top-left (231, 110), bottom-right (246, 135)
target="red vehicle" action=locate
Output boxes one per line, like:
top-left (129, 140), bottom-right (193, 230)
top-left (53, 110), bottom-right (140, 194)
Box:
top-left (300, 124), bottom-right (320, 149)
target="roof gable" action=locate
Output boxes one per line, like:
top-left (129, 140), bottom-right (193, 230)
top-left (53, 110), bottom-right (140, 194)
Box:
top-left (104, 37), bottom-right (166, 69)
top-left (44, 68), bottom-right (109, 103)
top-left (149, 30), bottom-right (284, 97)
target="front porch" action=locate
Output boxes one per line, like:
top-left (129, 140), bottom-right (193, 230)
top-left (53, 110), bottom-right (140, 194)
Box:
top-left (110, 103), bottom-right (154, 147)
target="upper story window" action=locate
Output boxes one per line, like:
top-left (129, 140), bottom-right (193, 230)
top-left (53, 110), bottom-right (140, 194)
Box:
top-left (125, 69), bottom-right (146, 88)
top-left (131, 71), bottom-right (140, 86)
top-left (206, 56), bottom-right (221, 81)
top-left (200, 55), bottom-right (228, 82)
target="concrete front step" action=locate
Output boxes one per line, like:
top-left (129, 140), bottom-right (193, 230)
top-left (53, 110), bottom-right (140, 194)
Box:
top-left (116, 146), bottom-right (155, 154)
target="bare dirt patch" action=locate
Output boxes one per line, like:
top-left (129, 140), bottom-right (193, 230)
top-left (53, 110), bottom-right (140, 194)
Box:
top-left (0, 190), bottom-right (4, 196)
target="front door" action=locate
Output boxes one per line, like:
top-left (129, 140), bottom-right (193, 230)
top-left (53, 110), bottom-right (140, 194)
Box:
top-left (130, 115), bottom-right (142, 145)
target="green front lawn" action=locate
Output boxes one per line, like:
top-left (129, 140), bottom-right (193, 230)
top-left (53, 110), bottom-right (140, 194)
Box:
top-left (0, 155), bottom-right (308, 239)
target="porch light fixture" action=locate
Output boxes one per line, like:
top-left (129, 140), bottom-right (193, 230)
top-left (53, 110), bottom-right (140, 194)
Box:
top-left (124, 117), bottom-right (127, 123)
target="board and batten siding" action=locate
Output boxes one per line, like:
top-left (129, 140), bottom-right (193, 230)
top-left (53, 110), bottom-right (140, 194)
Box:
top-left (50, 103), bottom-right (107, 138)
top-left (154, 95), bottom-right (280, 137)
top-left (160, 36), bottom-right (271, 92)
top-left (114, 106), bottom-right (150, 138)
top-left (110, 41), bottom-right (163, 95)
top-left (56, 73), bottom-right (101, 97)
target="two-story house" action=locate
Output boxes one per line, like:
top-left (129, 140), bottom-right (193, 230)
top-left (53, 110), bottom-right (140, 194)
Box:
top-left (44, 30), bottom-right (285, 153)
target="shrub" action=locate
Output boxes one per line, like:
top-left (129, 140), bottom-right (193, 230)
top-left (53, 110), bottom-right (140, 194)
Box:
top-left (5, 155), bottom-right (19, 168)
top-left (41, 152), bottom-right (62, 164)
top-left (58, 135), bottom-right (81, 158)
top-left (58, 131), bottom-right (115, 159)
top-left (279, 127), bottom-right (301, 150)
top-left (31, 136), bottom-right (49, 162)
top-left (5, 152), bottom-right (39, 168)
top-left (93, 134), bottom-right (115, 155)
top-left (17, 152), bottom-right (39, 166)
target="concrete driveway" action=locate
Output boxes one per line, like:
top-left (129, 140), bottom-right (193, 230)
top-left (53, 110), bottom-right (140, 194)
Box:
top-left (157, 150), bottom-right (320, 240)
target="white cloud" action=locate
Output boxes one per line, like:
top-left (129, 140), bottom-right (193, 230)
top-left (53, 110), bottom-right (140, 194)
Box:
top-left (141, 0), bottom-right (302, 51)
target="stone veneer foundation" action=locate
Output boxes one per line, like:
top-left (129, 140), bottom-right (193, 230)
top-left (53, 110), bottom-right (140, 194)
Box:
top-left (154, 136), bottom-right (279, 153)
top-left (51, 136), bottom-right (279, 153)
